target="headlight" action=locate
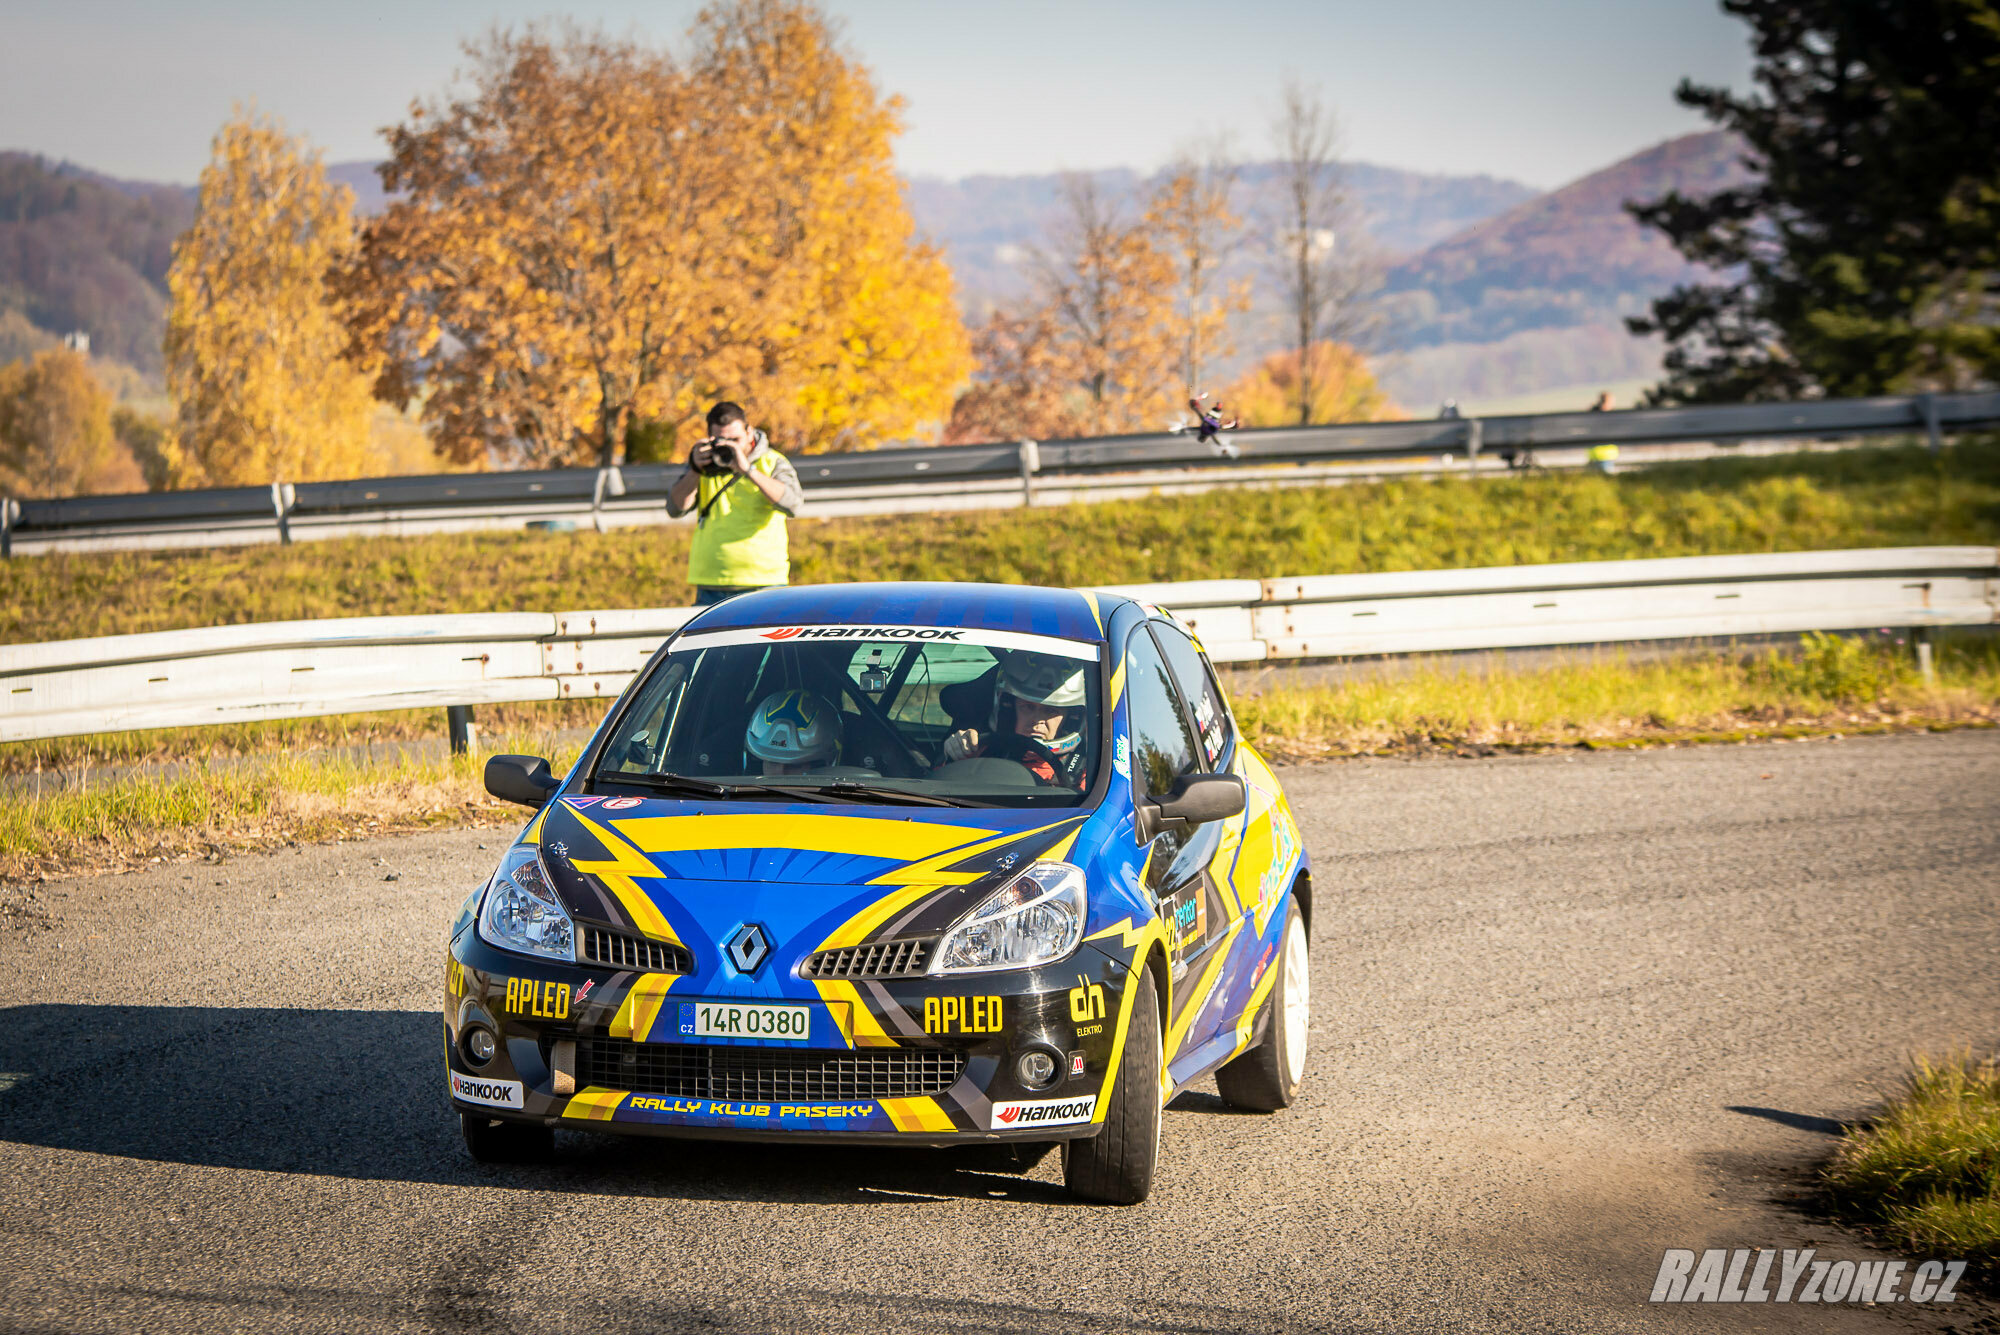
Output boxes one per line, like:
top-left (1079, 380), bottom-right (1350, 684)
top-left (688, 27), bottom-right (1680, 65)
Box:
top-left (931, 861), bottom-right (1086, 975)
top-left (476, 844), bottom-right (575, 962)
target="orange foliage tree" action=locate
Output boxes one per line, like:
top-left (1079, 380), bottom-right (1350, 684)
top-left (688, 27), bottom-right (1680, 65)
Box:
top-left (163, 111), bottom-right (380, 487)
top-left (1222, 342), bottom-right (1400, 427)
top-left (946, 177), bottom-right (1179, 443)
top-left (0, 348), bottom-right (130, 497)
top-left (340, 4), bottom-right (967, 468)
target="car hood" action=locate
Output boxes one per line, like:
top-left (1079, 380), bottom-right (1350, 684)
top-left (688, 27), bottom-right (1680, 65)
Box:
top-left (529, 795), bottom-right (1093, 972)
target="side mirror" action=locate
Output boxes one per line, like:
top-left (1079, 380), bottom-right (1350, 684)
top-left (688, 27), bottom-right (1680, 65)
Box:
top-left (485, 754), bottom-right (561, 809)
top-left (1139, 773), bottom-right (1246, 840)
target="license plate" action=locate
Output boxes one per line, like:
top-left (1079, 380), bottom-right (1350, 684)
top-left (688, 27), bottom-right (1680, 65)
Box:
top-left (679, 1000), bottom-right (812, 1042)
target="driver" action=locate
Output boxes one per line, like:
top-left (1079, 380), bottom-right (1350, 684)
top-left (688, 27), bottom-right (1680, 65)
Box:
top-left (745, 689), bottom-right (841, 776)
top-left (938, 652), bottom-right (1088, 788)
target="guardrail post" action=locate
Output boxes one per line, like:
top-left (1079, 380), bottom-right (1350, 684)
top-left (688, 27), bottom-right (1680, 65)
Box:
top-left (592, 466), bottom-right (626, 534)
top-left (270, 482), bottom-right (295, 545)
top-left (1922, 393), bottom-right (1943, 455)
top-left (1018, 439), bottom-right (1040, 508)
top-left (1464, 419), bottom-right (1483, 473)
top-left (1912, 626), bottom-right (1935, 684)
top-left (446, 705), bottom-right (477, 756)
top-left (0, 497), bottom-right (14, 558)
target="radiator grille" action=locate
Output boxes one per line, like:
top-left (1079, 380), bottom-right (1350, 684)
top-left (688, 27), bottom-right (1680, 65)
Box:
top-left (581, 925), bottom-right (693, 975)
top-left (577, 1038), bottom-right (965, 1101)
top-left (801, 937), bottom-right (933, 979)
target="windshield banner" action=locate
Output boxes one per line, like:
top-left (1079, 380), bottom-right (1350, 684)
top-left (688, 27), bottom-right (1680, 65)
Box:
top-left (670, 624), bottom-right (1101, 661)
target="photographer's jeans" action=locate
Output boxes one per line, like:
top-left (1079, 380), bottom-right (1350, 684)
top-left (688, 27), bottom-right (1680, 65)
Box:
top-left (694, 584), bottom-right (781, 608)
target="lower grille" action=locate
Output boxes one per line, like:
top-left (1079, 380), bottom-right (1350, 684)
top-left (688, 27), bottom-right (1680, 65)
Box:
top-left (582, 925), bottom-right (692, 975)
top-left (802, 937), bottom-right (934, 979)
top-left (577, 1037), bottom-right (965, 1101)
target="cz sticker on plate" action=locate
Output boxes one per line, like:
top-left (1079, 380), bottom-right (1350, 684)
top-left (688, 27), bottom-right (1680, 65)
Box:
top-left (679, 1000), bottom-right (812, 1044)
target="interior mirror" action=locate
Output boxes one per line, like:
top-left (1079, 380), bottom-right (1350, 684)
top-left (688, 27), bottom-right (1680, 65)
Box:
top-left (485, 754), bottom-right (561, 809)
top-left (1140, 773), bottom-right (1246, 839)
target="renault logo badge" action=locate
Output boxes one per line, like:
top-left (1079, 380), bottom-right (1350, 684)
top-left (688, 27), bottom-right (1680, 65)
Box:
top-left (725, 922), bottom-right (772, 975)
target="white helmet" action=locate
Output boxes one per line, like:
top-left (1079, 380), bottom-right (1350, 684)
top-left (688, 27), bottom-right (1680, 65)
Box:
top-left (998, 652), bottom-right (1087, 709)
top-left (746, 690), bottom-right (841, 766)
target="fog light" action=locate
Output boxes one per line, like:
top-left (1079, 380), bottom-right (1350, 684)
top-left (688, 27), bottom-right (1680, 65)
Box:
top-left (465, 1026), bottom-right (497, 1065)
top-left (1016, 1050), bottom-right (1058, 1089)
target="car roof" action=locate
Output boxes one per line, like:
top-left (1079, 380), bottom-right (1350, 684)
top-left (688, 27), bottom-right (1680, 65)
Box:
top-left (684, 581), bottom-right (1112, 643)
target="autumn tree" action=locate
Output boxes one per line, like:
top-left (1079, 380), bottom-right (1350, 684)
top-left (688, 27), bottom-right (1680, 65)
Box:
top-left (1265, 81), bottom-right (1377, 426)
top-left (0, 348), bottom-right (125, 497)
top-left (1222, 342), bottom-right (1399, 427)
top-left (946, 177), bottom-right (1179, 442)
top-left (162, 110), bottom-right (379, 487)
top-left (342, 5), bottom-right (968, 468)
top-left (1145, 145), bottom-right (1250, 394)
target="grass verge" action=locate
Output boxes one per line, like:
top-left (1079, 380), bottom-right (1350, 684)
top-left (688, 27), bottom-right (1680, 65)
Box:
top-left (1824, 1053), bottom-right (2000, 1282)
top-left (5, 436), bottom-right (1997, 644)
top-left (4, 632), bottom-right (1994, 888)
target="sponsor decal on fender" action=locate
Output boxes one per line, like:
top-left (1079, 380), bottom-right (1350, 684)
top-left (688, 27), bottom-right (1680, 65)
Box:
top-left (991, 1095), bottom-right (1097, 1129)
top-left (1069, 974), bottom-right (1106, 1036)
top-left (449, 1070), bottom-right (524, 1109)
top-left (446, 957), bottom-right (466, 997)
top-left (923, 995), bottom-right (1003, 1034)
top-left (505, 977), bottom-right (570, 1019)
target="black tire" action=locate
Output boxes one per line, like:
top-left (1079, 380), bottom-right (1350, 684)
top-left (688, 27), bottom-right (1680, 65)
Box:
top-left (1063, 967), bottom-right (1161, 1204)
top-left (1215, 900), bottom-right (1309, 1112)
top-left (460, 1111), bottom-right (555, 1163)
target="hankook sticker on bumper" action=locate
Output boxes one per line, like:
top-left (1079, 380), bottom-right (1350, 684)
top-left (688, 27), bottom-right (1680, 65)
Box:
top-left (450, 1070), bottom-right (525, 1109)
top-left (989, 1095), bottom-right (1097, 1129)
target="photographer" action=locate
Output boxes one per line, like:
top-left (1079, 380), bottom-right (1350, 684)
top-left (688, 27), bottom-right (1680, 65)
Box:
top-left (666, 401), bottom-right (805, 606)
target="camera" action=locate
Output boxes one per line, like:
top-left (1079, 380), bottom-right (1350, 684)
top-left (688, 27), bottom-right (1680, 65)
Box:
top-left (693, 437), bottom-right (740, 477)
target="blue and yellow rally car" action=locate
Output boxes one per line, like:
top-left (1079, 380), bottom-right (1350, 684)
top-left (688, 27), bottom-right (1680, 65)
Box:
top-left (446, 582), bottom-right (1310, 1203)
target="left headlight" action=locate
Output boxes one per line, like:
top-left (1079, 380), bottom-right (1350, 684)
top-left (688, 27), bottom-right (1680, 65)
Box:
top-left (476, 844), bottom-right (575, 962)
top-left (931, 861), bottom-right (1086, 975)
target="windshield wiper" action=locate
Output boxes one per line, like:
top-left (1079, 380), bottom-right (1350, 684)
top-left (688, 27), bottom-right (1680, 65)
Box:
top-left (776, 780), bottom-right (981, 808)
top-left (602, 771), bottom-right (745, 800)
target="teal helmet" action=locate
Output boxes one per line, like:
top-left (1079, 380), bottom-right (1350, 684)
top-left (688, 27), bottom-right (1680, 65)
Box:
top-left (746, 689), bottom-right (841, 766)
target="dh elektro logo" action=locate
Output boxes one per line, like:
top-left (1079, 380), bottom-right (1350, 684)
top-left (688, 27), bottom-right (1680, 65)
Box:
top-left (990, 1096), bottom-right (1097, 1129)
top-left (1649, 1249), bottom-right (1963, 1304)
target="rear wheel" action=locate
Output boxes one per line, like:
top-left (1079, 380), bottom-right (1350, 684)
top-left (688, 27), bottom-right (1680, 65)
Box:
top-left (1215, 900), bottom-right (1309, 1111)
top-left (460, 1111), bottom-right (555, 1163)
top-left (1063, 968), bottom-right (1161, 1204)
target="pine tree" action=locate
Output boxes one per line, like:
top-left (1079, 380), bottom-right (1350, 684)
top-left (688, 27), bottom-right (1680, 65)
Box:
top-left (1630, 0), bottom-right (2000, 402)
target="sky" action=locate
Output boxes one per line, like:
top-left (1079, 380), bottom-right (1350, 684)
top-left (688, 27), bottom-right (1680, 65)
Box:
top-left (0, 0), bottom-right (1752, 190)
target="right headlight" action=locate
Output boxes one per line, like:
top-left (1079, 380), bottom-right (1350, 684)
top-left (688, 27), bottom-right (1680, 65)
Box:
top-left (931, 861), bottom-right (1086, 975)
top-left (476, 843), bottom-right (575, 962)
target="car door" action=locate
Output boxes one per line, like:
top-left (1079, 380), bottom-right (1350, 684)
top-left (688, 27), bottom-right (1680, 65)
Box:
top-left (1121, 623), bottom-right (1230, 1062)
top-left (1149, 621), bottom-right (1254, 928)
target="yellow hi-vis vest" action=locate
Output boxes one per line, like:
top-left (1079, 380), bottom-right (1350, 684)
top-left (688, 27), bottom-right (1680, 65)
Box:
top-left (688, 446), bottom-right (791, 587)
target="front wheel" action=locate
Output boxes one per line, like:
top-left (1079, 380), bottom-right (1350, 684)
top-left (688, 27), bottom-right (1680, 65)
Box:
top-left (460, 1112), bottom-right (554, 1163)
top-left (1063, 968), bottom-right (1162, 1204)
top-left (1215, 900), bottom-right (1309, 1111)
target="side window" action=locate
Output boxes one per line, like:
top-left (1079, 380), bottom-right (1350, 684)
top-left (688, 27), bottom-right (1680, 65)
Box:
top-left (1122, 625), bottom-right (1199, 800)
top-left (1151, 623), bottom-right (1233, 770)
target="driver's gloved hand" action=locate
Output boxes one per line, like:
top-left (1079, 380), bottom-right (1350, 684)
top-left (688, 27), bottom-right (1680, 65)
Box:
top-left (941, 728), bottom-right (981, 762)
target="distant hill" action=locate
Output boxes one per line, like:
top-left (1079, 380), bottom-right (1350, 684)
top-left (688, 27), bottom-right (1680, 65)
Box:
top-left (1382, 131), bottom-right (1752, 351)
top-left (0, 152), bottom-right (193, 375)
top-left (905, 160), bottom-right (1537, 313)
top-left (1372, 131), bottom-right (1754, 411)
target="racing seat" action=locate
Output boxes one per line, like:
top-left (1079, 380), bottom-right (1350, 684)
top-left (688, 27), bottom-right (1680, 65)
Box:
top-left (939, 666), bottom-right (999, 733)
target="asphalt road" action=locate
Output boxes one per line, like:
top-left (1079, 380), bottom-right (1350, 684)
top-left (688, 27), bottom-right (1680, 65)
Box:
top-left (3, 730), bottom-right (1997, 1334)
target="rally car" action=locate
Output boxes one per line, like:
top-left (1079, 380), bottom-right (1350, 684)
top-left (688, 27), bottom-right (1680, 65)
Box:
top-left (446, 581), bottom-right (1310, 1203)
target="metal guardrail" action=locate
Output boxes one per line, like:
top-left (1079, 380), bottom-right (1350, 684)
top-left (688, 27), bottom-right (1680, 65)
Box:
top-left (2, 547), bottom-right (1991, 745)
top-left (5, 391), bottom-right (1996, 555)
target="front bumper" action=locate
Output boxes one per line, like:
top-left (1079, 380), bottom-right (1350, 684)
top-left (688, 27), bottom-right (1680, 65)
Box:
top-left (443, 927), bottom-right (1132, 1146)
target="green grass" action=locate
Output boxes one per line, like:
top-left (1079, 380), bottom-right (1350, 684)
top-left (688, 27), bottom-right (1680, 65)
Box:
top-left (1825, 1053), bottom-right (2000, 1278)
top-left (5, 437), bottom-right (1997, 645)
top-left (1231, 631), bottom-right (2000, 758)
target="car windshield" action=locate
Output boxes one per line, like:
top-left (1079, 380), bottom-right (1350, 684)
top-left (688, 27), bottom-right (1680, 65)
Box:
top-left (594, 627), bottom-right (1104, 808)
